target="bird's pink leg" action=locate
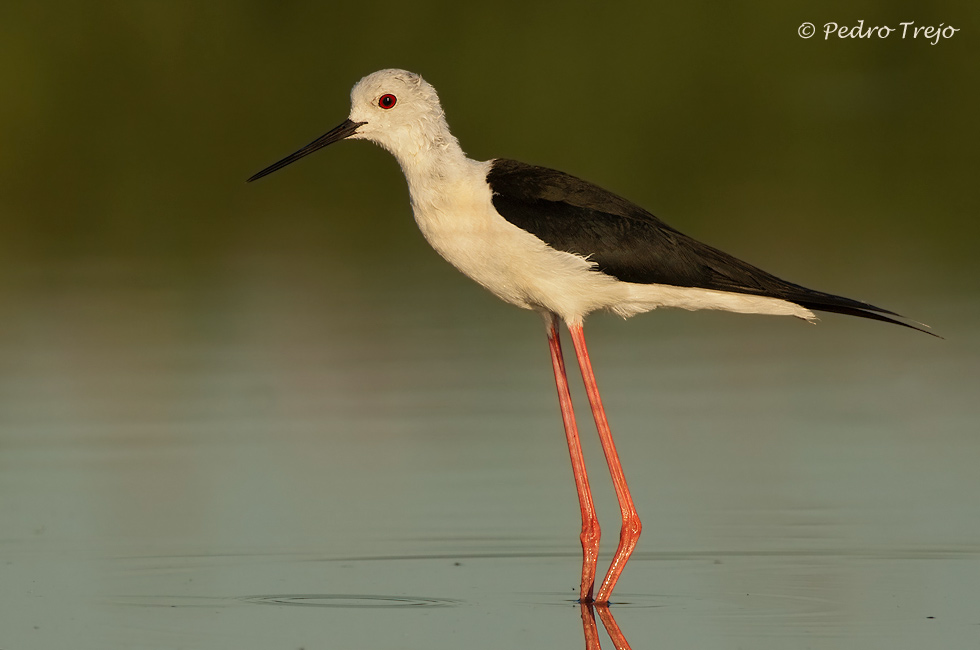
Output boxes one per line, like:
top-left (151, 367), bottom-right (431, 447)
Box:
top-left (568, 323), bottom-right (642, 605)
top-left (546, 314), bottom-right (601, 603)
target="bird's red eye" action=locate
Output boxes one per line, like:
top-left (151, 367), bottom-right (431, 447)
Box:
top-left (379, 94), bottom-right (397, 109)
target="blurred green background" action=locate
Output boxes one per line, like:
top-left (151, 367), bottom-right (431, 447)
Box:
top-left (1, 1), bottom-right (976, 291)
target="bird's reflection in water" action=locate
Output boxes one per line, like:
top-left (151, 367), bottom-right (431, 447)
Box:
top-left (580, 603), bottom-right (632, 650)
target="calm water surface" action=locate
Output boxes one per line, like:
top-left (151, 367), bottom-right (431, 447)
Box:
top-left (1, 258), bottom-right (978, 649)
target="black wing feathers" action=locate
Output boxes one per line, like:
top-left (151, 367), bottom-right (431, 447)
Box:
top-left (487, 159), bottom-right (933, 335)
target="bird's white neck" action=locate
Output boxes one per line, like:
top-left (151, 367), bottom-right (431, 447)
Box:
top-left (379, 121), bottom-right (482, 209)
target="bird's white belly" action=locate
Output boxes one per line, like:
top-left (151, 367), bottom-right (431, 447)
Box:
top-left (409, 181), bottom-right (627, 322)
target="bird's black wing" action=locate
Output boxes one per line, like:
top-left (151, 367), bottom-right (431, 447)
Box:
top-left (487, 158), bottom-right (933, 335)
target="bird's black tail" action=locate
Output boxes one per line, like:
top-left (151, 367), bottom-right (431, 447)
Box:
top-left (790, 291), bottom-right (940, 338)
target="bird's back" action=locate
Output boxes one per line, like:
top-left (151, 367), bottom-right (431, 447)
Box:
top-left (487, 159), bottom-right (928, 333)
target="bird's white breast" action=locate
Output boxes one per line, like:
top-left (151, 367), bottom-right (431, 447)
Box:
top-left (404, 159), bottom-right (629, 323)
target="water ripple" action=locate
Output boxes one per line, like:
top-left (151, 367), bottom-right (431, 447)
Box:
top-left (239, 594), bottom-right (460, 609)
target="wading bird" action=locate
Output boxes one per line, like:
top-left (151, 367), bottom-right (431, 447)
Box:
top-left (248, 69), bottom-right (931, 604)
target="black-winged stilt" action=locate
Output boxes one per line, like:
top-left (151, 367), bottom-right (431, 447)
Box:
top-left (248, 69), bottom-right (933, 605)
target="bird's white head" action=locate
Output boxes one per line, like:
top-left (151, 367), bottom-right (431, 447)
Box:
top-left (348, 69), bottom-right (458, 158)
top-left (247, 69), bottom-right (464, 183)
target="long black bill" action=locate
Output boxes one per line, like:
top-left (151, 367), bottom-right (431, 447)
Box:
top-left (247, 119), bottom-right (365, 182)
